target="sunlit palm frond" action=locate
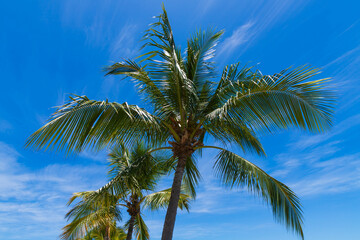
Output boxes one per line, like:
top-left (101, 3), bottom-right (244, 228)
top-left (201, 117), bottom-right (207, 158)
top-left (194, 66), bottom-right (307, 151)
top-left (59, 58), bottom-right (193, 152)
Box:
top-left (214, 149), bottom-right (304, 239)
top-left (209, 65), bottom-right (334, 134)
top-left (112, 227), bottom-right (127, 240)
top-left (26, 95), bottom-right (165, 154)
top-left (132, 214), bottom-right (150, 240)
top-left (161, 155), bottom-right (201, 199)
top-left (203, 63), bottom-right (256, 116)
top-left (204, 119), bottom-right (265, 155)
top-left (185, 28), bottom-right (223, 114)
top-left (142, 5), bottom-right (197, 122)
top-left (143, 187), bottom-right (191, 212)
top-left (104, 59), bottom-right (170, 115)
top-left (83, 225), bottom-right (125, 240)
top-left (61, 191), bottom-right (121, 240)
top-left (183, 156), bottom-right (201, 198)
top-left (96, 143), bottom-right (168, 198)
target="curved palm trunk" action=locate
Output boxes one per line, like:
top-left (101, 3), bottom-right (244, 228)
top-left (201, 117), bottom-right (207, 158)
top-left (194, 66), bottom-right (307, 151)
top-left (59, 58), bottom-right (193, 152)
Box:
top-left (104, 225), bottom-right (111, 240)
top-left (161, 156), bottom-right (187, 240)
top-left (126, 215), bottom-right (136, 240)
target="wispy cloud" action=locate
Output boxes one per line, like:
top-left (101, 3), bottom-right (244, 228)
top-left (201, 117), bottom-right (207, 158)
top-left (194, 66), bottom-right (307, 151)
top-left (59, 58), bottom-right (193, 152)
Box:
top-left (79, 149), bottom-right (109, 162)
top-left (290, 114), bottom-right (360, 150)
top-left (322, 43), bottom-right (360, 111)
top-left (100, 23), bottom-right (140, 97)
top-left (0, 119), bottom-right (12, 133)
top-left (268, 113), bottom-right (360, 197)
top-left (0, 142), bottom-right (107, 239)
top-left (291, 154), bottom-right (360, 196)
top-left (146, 217), bottom-right (274, 240)
top-left (110, 24), bottom-right (139, 59)
top-left (216, 0), bottom-right (311, 61)
top-left (323, 45), bottom-right (360, 69)
top-left (217, 21), bottom-right (255, 59)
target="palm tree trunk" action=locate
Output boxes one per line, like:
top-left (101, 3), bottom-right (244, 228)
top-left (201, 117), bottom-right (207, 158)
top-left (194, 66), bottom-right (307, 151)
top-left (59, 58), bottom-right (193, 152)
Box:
top-left (126, 215), bottom-right (136, 240)
top-left (161, 156), bottom-right (187, 240)
top-left (104, 225), bottom-right (111, 240)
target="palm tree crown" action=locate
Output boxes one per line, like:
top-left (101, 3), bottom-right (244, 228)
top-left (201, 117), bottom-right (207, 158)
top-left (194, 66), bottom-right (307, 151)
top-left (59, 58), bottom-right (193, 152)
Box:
top-left (27, 6), bottom-right (334, 240)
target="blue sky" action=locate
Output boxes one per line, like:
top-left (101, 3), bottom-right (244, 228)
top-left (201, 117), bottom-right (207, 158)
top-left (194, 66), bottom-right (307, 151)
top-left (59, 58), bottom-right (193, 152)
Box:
top-left (1, 0), bottom-right (360, 239)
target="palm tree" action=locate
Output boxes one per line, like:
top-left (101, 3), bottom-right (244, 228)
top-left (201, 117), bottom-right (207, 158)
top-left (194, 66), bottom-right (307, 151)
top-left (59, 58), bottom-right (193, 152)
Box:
top-left (27, 6), bottom-right (334, 240)
top-left (62, 143), bottom-right (191, 240)
top-left (82, 226), bottom-right (127, 240)
top-left (105, 142), bottom-right (191, 240)
top-left (61, 191), bottom-right (121, 240)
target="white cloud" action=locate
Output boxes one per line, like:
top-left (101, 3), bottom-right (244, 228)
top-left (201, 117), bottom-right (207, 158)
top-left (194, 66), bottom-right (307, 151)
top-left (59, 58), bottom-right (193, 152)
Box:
top-left (146, 217), bottom-right (275, 240)
top-left (268, 114), bottom-right (360, 197)
top-left (217, 21), bottom-right (255, 59)
top-left (100, 23), bottom-right (139, 97)
top-left (172, 221), bottom-right (275, 240)
top-left (216, 0), bottom-right (311, 61)
top-left (0, 142), bottom-right (107, 240)
top-left (291, 154), bottom-right (360, 196)
top-left (79, 149), bottom-right (109, 162)
top-left (111, 24), bottom-right (138, 58)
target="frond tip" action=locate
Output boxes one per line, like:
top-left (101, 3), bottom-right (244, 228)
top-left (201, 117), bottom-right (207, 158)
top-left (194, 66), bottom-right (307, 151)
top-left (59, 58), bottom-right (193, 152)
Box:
top-left (214, 149), bottom-right (304, 239)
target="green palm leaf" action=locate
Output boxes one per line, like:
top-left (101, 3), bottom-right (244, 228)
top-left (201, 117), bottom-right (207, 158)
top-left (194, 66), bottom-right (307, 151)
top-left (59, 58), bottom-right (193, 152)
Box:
top-left (143, 187), bottom-right (191, 211)
top-left (26, 95), bottom-right (165, 154)
top-left (207, 65), bottom-right (334, 134)
top-left (131, 214), bottom-right (150, 240)
top-left (185, 29), bottom-right (223, 115)
top-left (61, 191), bottom-right (121, 240)
top-left (104, 59), bottom-right (169, 115)
top-left (214, 149), bottom-right (304, 239)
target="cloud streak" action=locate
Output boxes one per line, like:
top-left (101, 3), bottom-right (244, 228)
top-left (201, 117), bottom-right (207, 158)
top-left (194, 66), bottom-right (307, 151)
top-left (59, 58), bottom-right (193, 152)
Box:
top-left (0, 142), bottom-right (107, 239)
top-left (217, 21), bottom-right (255, 59)
top-left (268, 113), bottom-right (360, 197)
top-left (216, 0), bottom-right (311, 61)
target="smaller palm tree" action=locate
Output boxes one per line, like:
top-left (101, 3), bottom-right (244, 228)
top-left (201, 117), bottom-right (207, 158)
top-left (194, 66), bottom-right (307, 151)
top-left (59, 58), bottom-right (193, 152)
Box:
top-left (82, 226), bottom-right (127, 240)
top-left (118, 187), bottom-right (190, 240)
top-left (61, 190), bottom-right (121, 240)
top-left (62, 142), bottom-right (191, 240)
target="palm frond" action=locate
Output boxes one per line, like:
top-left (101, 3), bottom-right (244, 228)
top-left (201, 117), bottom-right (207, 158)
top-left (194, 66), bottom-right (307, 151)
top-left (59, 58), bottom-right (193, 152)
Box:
top-left (208, 65), bottom-right (334, 134)
top-left (183, 156), bottom-right (201, 198)
top-left (161, 155), bottom-right (201, 198)
top-left (203, 63), bottom-right (256, 116)
top-left (133, 214), bottom-right (150, 240)
top-left (61, 191), bottom-right (121, 240)
top-left (93, 142), bottom-right (169, 200)
top-left (141, 6), bottom-right (197, 123)
top-left (185, 29), bottom-right (223, 84)
top-left (105, 59), bottom-right (170, 115)
top-left (214, 149), bottom-right (304, 239)
top-left (112, 227), bottom-right (127, 240)
top-left (143, 187), bottom-right (191, 212)
top-left (204, 119), bottom-right (265, 155)
top-left (185, 29), bottom-right (223, 114)
top-left (25, 95), bottom-right (166, 154)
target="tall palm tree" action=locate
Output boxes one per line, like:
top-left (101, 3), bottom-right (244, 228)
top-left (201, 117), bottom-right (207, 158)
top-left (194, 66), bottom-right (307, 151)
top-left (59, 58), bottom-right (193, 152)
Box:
top-left (27, 6), bottom-right (334, 240)
top-left (62, 143), bottom-right (191, 240)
